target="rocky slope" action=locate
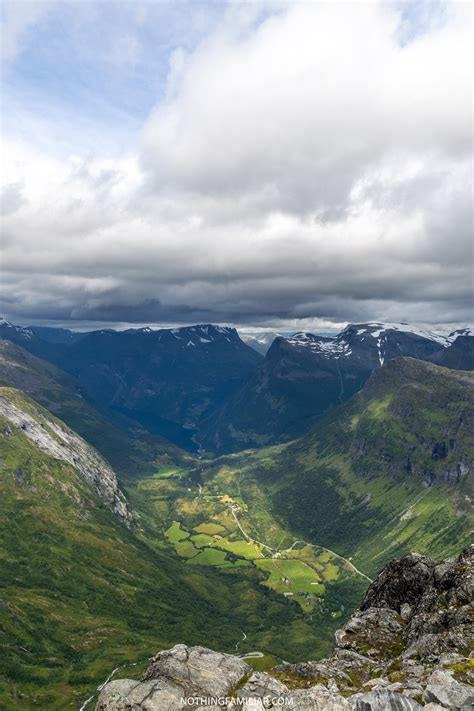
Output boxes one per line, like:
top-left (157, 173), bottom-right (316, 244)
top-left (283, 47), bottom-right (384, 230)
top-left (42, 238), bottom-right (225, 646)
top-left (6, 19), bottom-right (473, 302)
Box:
top-left (0, 386), bottom-right (133, 523)
top-left (97, 546), bottom-right (473, 710)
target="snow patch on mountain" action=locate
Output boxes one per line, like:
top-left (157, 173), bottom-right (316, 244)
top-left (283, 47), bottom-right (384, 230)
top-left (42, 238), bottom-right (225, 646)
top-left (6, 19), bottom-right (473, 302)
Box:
top-left (282, 322), bottom-right (472, 361)
top-left (352, 322), bottom-right (453, 346)
top-left (285, 332), bottom-right (353, 359)
top-left (0, 319), bottom-right (33, 339)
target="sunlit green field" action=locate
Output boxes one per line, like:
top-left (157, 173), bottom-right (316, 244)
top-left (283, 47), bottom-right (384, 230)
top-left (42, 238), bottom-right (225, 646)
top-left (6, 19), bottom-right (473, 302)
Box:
top-left (157, 457), bottom-right (365, 615)
top-left (153, 464), bottom-right (186, 478)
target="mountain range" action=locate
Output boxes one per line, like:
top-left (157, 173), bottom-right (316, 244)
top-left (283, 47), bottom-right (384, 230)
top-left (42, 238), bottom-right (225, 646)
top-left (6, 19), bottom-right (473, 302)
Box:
top-left (200, 322), bottom-right (473, 452)
top-left (0, 321), bottom-right (262, 451)
top-left (1, 319), bottom-right (472, 456)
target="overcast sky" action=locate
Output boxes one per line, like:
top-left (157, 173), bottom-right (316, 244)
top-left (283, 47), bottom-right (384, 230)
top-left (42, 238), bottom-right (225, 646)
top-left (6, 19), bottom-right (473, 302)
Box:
top-left (1, 0), bottom-right (472, 333)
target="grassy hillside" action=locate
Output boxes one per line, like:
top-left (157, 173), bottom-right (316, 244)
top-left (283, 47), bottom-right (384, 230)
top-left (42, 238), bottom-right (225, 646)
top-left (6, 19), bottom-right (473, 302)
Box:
top-left (0, 389), bottom-right (329, 710)
top-left (247, 358), bottom-right (473, 576)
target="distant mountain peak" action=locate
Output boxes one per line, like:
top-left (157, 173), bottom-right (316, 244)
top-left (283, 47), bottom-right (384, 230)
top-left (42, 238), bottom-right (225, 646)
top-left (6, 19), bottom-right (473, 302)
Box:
top-left (0, 319), bottom-right (33, 339)
top-left (240, 330), bottom-right (284, 355)
top-left (341, 322), bottom-right (454, 347)
top-left (167, 323), bottom-right (238, 347)
top-left (283, 331), bottom-right (353, 359)
top-left (449, 327), bottom-right (472, 338)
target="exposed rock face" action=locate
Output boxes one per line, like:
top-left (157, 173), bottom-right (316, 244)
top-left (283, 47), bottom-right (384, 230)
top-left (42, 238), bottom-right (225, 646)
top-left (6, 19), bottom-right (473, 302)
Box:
top-left (96, 547), bottom-right (473, 710)
top-left (97, 646), bottom-right (252, 710)
top-left (0, 389), bottom-right (133, 524)
top-left (350, 690), bottom-right (423, 710)
top-left (96, 646), bottom-right (353, 710)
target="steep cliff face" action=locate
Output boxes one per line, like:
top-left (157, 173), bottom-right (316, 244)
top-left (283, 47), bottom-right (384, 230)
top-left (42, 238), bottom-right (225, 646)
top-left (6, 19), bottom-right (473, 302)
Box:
top-left (96, 546), bottom-right (473, 710)
top-left (0, 387), bottom-right (133, 523)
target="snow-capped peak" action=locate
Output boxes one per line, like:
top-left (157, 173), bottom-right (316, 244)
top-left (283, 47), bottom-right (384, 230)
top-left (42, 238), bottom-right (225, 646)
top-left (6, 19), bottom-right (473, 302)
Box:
top-left (169, 324), bottom-right (235, 346)
top-left (343, 322), bottom-right (453, 347)
top-left (0, 319), bottom-right (33, 338)
top-left (448, 328), bottom-right (472, 339)
top-left (284, 331), bottom-right (352, 359)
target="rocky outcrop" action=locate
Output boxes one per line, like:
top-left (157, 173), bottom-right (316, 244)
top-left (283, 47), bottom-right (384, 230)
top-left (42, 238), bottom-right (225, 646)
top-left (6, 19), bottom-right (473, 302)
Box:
top-left (0, 388), bottom-right (134, 524)
top-left (96, 645), bottom-right (354, 710)
top-left (97, 646), bottom-right (252, 710)
top-left (96, 547), bottom-right (473, 709)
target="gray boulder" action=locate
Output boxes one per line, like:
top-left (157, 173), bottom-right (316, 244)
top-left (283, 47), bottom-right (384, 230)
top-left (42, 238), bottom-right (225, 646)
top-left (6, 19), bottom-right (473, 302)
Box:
top-left (423, 669), bottom-right (474, 709)
top-left (96, 678), bottom-right (181, 710)
top-left (96, 644), bottom-right (252, 710)
top-left (142, 643), bottom-right (251, 697)
top-left (349, 690), bottom-right (423, 710)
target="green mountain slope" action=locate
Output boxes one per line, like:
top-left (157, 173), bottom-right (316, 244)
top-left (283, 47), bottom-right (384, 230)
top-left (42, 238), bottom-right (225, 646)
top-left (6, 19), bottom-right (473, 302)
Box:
top-left (0, 388), bottom-right (324, 709)
top-left (247, 358), bottom-right (473, 576)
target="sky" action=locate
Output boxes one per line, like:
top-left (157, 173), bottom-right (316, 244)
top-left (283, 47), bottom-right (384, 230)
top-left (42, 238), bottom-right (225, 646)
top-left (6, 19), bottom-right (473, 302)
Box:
top-left (1, 0), bottom-right (472, 333)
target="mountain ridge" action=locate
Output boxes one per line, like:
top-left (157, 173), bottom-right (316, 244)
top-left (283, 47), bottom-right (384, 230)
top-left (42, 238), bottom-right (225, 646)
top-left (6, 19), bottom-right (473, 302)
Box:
top-left (198, 325), bottom-right (473, 453)
top-left (0, 320), bottom-right (262, 450)
top-left (1, 319), bottom-right (472, 457)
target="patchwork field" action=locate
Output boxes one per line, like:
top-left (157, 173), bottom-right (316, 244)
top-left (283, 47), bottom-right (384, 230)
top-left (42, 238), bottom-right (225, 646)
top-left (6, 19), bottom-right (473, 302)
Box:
top-left (149, 459), bottom-right (368, 615)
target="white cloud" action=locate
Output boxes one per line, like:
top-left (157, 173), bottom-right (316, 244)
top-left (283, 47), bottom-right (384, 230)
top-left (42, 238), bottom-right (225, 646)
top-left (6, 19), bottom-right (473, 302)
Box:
top-left (1, 1), bottom-right (472, 330)
top-left (142, 2), bottom-right (471, 214)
